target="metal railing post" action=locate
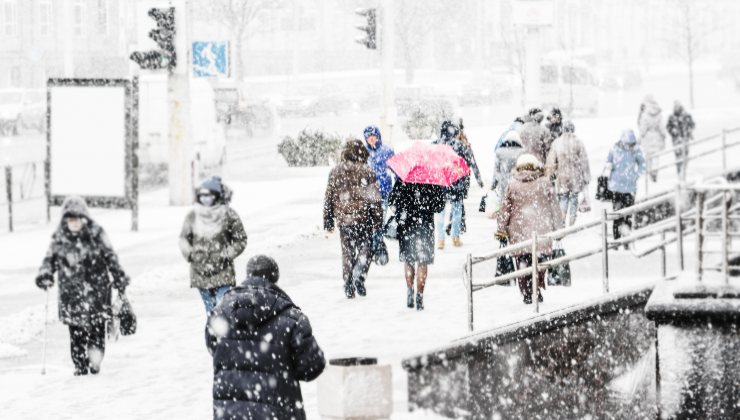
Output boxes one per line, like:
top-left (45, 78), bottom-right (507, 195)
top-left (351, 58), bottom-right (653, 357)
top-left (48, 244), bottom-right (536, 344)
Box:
top-left (466, 254), bottom-right (474, 332)
top-left (660, 230), bottom-right (667, 279)
top-left (601, 209), bottom-right (610, 293)
top-left (696, 192), bottom-right (705, 281)
top-left (721, 128), bottom-right (727, 172)
top-left (645, 157), bottom-right (650, 195)
top-left (721, 192), bottom-right (729, 284)
top-left (532, 232), bottom-right (539, 313)
top-left (681, 141), bottom-right (688, 182)
top-left (675, 185), bottom-right (684, 271)
top-left (5, 166), bottom-right (12, 233)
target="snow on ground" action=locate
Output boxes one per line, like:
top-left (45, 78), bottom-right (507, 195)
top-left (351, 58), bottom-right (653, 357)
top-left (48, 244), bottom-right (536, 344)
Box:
top-left (0, 110), bottom-right (738, 419)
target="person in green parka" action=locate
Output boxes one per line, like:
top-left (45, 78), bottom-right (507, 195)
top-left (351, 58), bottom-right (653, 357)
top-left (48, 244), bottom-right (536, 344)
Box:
top-left (179, 176), bottom-right (248, 313)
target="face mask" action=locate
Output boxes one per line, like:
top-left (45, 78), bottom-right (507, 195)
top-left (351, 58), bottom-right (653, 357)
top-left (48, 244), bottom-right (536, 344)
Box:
top-left (198, 194), bottom-right (216, 207)
top-left (67, 217), bottom-right (83, 233)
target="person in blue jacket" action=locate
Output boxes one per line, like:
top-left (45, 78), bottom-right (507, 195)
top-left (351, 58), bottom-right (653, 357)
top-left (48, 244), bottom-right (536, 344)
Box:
top-left (363, 125), bottom-right (395, 205)
top-left (604, 129), bottom-right (646, 246)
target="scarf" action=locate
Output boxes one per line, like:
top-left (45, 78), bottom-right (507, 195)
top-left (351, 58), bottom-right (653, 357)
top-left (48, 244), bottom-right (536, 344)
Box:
top-left (193, 203), bottom-right (228, 239)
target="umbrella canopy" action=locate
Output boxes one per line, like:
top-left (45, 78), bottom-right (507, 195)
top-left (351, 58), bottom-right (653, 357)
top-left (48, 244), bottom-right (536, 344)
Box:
top-left (387, 142), bottom-right (470, 187)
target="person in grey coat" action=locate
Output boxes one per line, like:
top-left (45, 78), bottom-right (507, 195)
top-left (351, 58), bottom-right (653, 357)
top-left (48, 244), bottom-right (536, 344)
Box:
top-left (179, 176), bottom-right (248, 313)
top-left (519, 108), bottom-right (552, 165)
top-left (35, 196), bottom-right (130, 375)
top-left (492, 130), bottom-right (524, 213)
top-left (546, 121), bottom-right (591, 226)
top-left (206, 255), bottom-right (325, 420)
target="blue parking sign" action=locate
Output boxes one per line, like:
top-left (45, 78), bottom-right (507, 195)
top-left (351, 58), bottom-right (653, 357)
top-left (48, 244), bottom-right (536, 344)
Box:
top-left (192, 41), bottom-right (229, 78)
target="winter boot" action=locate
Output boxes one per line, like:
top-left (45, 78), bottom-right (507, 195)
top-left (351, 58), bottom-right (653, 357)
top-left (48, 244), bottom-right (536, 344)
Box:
top-left (416, 293), bottom-right (424, 311)
top-left (407, 288), bottom-right (414, 308)
top-left (452, 237), bottom-right (463, 247)
top-left (344, 282), bottom-right (355, 299)
top-left (437, 240), bottom-right (445, 250)
top-left (523, 293), bottom-right (533, 304)
top-left (73, 368), bottom-right (88, 376)
top-left (538, 293), bottom-right (544, 303)
top-left (355, 280), bottom-right (367, 297)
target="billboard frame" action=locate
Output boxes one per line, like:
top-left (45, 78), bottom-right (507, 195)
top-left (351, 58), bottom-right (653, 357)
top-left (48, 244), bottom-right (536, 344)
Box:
top-left (45, 78), bottom-right (139, 231)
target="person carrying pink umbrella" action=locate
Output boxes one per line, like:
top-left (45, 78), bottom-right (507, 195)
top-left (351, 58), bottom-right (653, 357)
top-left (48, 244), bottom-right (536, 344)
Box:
top-left (386, 142), bottom-right (470, 310)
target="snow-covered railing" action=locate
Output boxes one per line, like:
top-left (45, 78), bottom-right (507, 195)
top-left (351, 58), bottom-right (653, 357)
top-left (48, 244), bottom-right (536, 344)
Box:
top-left (644, 126), bottom-right (740, 194)
top-left (463, 183), bottom-right (740, 331)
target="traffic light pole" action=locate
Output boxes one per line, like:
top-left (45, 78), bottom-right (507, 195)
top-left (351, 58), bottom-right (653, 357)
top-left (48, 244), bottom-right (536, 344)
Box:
top-left (167, 0), bottom-right (194, 206)
top-left (379, 0), bottom-right (395, 146)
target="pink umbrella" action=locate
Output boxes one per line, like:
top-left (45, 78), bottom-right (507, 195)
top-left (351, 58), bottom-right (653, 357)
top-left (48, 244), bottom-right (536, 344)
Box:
top-left (387, 142), bottom-right (470, 187)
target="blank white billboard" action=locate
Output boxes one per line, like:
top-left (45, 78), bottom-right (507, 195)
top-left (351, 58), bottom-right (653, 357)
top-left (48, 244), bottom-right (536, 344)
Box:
top-left (50, 85), bottom-right (127, 197)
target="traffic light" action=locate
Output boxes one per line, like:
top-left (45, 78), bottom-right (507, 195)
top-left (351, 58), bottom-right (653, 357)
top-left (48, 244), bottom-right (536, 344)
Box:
top-left (130, 7), bottom-right (177, 71)
top-left (355, 8), bottom-right (376, 50)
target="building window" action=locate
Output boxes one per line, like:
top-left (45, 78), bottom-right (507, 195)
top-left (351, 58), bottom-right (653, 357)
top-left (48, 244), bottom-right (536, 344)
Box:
top-left (39, 0), bottom-right (52, 36)
top-left (3, 0), bottom-right (17, 37)
top-left (96, 0), bottom-right (108, 35)
top-left (73, 0), bottom-right (86, 37)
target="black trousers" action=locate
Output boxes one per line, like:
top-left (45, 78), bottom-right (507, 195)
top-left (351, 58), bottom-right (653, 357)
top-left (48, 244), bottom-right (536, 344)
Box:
top-left (515, 254), bottom-right (546, 298)
top-left (69, 321), bottom-right (106, 372)
top-left (612, 192), bottom-right (635, 240)
top-left (339, 225), bottom-right (373, 286)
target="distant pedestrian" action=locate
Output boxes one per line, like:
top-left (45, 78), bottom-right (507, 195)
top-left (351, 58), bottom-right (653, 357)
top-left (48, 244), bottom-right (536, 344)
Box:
top-left (179, 176), bottom-right (248, 313)
top-left (604, 129), bottom-right (646, 246)
top-left (519, 107), bottom-right (552, 164)
top-left (546, 120), bottom-right (591, 226)
top-left (492, 130), bottom-right (524, 213)
top-left (637, 95), bottom-right (666, 182)
top-left (496, 154), bottom-right (563, 304)
top-left (35, 196), bottom-right (130, 376)
top-left (451, 119), bottom-right (485, 234)
top-left (387, 180), bottom-right (446, 310)
top-left (363, 125), bottom-right (395, 206)
top-left (433, 120), bottom-right (481, 248)
top-left (206, 255), bottom-right (326, 420)
top-left (545, 107), bottom-right (563, 143)
top-left (666, 101), bottom-right (695, 177)
top-left (323, 139), bottom-right (383, 298)
top-left (495, 116), bottom-right (525, 151)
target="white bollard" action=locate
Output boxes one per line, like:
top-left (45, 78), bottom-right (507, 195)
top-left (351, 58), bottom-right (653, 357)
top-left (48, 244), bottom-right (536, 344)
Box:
top-left (317, 358), bottom-right (392, 420)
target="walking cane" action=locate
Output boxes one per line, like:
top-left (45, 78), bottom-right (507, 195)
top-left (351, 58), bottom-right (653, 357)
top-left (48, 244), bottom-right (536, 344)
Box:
top-left (41, 288), bottom-right (49, 375)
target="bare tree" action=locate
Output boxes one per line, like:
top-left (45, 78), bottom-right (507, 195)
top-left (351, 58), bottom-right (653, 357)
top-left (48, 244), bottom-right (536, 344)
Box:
top-left (500, 25), bottom-right (527, 107)
top-left (197, 0), bottom-right (281, 81)
top-left (668, 0), bottom-right (715, 108)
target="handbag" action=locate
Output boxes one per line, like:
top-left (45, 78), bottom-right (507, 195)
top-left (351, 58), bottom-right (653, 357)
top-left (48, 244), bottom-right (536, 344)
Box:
top-left (371, 230), bottom-right (389, 266)
top-left (578, 187), bottom-right (591, 213)
top-left (479, 194), bottom-right (488, 212)
top-left (595, 176), bottom-right (613, 202)
top-left (383, 213), bottom-right (399, 240)
top-left (495, 239), bottom-right (515, 286)
top-left (547, 242), bottom-right (571, 287)
top-left (118, 291), bottom-right (137, 336)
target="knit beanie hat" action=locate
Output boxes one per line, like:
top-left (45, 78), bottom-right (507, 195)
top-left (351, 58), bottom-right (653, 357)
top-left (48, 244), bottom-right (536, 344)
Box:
top-left (246, 255), bottom-right (280, 283)
top-left (515, 153), bottom-right (543, 171)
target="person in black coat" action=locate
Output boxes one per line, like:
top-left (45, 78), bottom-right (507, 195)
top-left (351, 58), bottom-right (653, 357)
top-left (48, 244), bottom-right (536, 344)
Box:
top-left (387, 180), bottom-right (446, 310)
top-left (35, 196), bottom-right (130, 375)
top-left (206, 255), bottom-right (326, 420)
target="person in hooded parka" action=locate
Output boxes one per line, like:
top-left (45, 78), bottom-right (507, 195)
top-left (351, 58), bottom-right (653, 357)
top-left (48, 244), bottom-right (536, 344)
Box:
top-left (362, 125), bottom-right (395, 206)
top-left (179, 176), bottom-right (248, 313)
top-left (637, 95), bottom-right (666, 182)
top-left (35, 196), bottom-right (130, 376)
top-left (666, 101), bottom-right (695, 177)
top-left (545, 107), bottom-right (564, 143)
top-left (323, 139), bottom-right (383, 298)
top-left (519, 107), bottom-right (552, 165)
top-left (545, 120), bottom-right (591, 226)
top-left (492, 130), bottom-right (525, 212)
top-left (206, 255), bottom-right (326, 420)
top-left (605, 129), bottom-right (647, 245)
top-left (496, 154), bottom-right (563, 304)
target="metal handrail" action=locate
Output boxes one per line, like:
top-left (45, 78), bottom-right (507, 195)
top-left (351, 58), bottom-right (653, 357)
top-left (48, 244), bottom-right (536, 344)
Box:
top-left (463, 181), bottom-right (740, 331)
top-left (651, 133), bottom-right (721, 159)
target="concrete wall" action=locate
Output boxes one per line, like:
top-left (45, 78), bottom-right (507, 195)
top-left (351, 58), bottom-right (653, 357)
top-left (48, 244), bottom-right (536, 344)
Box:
top-left (402, 288), bottom-right (657, 420)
